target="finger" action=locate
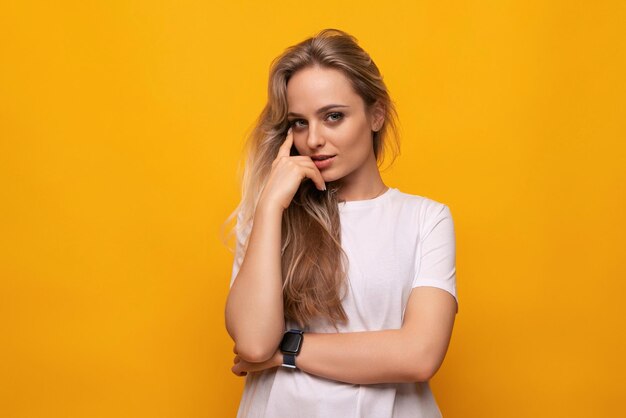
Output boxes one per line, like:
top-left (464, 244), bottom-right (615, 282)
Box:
top-left (299, 162), bottom-right (327, 191)
top-left (289, 155), bottom-right (319, 163)
top-left (232, 365), bottom-right (245, 376)
top-left (300, 164), bottom-right (326, 191)
top-left (276, 127), bottom-right (294, 158)
top-left (232, 363), bottom-right (245, 375)
top-left (272, 155), bottom-right (314, 170)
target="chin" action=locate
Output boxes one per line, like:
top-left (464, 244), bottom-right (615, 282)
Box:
top-left (321, 170), bottom-right (341, 183)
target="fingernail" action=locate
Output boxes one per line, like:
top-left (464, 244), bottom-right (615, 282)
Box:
top-left (288, 127), bottom-right (292, 134)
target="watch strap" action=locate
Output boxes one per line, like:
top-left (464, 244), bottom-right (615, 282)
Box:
top-left (281, 353), bottom-right (297, 369)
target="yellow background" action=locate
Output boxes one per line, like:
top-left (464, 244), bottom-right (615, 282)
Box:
top-left (1, 1), bottom-right (624, 417)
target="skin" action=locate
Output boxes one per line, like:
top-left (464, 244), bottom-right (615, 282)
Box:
top-left (255, 65), bottom-right (388, 213)
top-left (286, 65), bottom-right (387, 201)
top-left (225, 66), bottom-right (387, 359)
top-left (228, 65), bottom-right (457, 384)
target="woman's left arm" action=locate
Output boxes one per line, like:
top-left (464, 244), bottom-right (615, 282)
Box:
top-left (232, 286), bottom-right (457, 384)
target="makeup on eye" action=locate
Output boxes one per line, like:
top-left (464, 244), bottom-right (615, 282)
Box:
top-left (288, 112), bottom-right (345, 128)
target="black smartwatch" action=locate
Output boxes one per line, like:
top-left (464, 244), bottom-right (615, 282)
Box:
top-left (279, 329), bottom-right (304, 369)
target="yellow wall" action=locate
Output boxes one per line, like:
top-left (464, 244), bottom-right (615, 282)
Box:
top-left (1, 1), bottom-right (624, 417)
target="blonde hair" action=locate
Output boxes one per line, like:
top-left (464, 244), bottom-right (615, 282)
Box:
top-left (224, 28), bottom-right (400, 329)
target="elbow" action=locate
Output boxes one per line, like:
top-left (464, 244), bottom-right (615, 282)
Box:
top-left (237, 345), bottom-right (276, 363)
top-left (408, 348), bottom-right (442, 383)
top-left (233, 336), bottom-right (280, 363)
top-left (411, 362), bottom-right (438, 383)
top-left (225, 312), bottom-right (281, 363)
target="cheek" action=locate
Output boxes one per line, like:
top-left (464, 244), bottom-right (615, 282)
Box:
top-left (342, 124), bottom-right (372, 153)
top-left (293, 138), bottom-right (306, 156)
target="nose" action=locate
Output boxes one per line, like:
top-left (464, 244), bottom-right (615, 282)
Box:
top-left (306, 122), bottom-right (325, 149)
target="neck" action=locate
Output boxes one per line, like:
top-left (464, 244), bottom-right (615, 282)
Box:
top-left (334, 149), bottom-right (388, 201)
top-left (337, 180), bottom-right (388, 202)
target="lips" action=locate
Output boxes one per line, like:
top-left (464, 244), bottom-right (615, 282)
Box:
top-left (310, 155), bottom-right (336, 161)
top-left (312, 155), bottom-right (336, 170)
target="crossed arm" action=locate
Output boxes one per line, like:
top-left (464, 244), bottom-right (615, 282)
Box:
top-left (228, 201), bottom-right (457, 385)
top-left (231, 286), bottom-right (457, 385)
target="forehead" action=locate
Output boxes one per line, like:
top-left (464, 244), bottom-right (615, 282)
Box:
top-left (286, 66), bottom-right (362, 112)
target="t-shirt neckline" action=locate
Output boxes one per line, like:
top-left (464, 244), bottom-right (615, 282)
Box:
top-left (338, 187), bottom-right (397, 211)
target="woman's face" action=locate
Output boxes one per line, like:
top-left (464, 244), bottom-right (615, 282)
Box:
top-left (286, 65), bottom-right (383, 185)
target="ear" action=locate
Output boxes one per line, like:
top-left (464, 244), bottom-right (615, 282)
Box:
top-left (369, 100), bottom-right (385, 132)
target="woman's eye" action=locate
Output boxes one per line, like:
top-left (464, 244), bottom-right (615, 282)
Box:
top-left (290, 119), bottom-right (306, 128)
top-left (288, 113), bottom-right (343, 129)
top-left (327, 112), bottom-right (343, 122)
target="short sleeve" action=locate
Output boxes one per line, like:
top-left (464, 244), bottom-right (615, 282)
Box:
top-left (229, 209), bottom-right (252, 288)
top-left (412, 203), bottom-right (458, 313)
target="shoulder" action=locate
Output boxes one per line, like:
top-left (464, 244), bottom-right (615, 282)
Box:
top-left (390, 188), bottom-right (451, 218)
top-left (388, 189), bottom-right (453, 240)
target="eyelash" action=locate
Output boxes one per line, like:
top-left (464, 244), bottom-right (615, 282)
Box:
top-left (289, 112), bottom-right (344, 128)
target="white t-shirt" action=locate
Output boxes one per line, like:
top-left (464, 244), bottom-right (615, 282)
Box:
top-left (229, 187), bottom-right (458, 418)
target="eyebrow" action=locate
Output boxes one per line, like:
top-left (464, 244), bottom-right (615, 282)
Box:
top-left (287, 104), bottom-right (349, 118)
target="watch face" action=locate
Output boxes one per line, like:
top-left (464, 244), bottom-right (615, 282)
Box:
top-left (281, 332), bottom-right (303, 355)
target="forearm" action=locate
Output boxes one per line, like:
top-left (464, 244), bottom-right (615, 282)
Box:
top-left (292, 329), bottom-right (429, 385)
top-left (225, 203), bottom-right (285, 362)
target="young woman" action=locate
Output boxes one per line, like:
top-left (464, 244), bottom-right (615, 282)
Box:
top-left (225, 28), bottom-right (458, 418)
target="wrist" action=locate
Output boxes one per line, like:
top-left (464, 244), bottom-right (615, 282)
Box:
top-left (279, 329), bottom-right (304, 369)
top-left (273, 349), bottom-right (283, 368)
top-left (255, 200), bottom-right (284, 220)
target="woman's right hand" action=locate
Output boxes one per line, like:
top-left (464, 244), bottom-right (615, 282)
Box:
top-left (258, 127), bottom-right (327, 212)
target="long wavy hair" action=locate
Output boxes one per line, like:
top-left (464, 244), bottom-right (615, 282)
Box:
top-left (223, 28), bottom-right (400, 330)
